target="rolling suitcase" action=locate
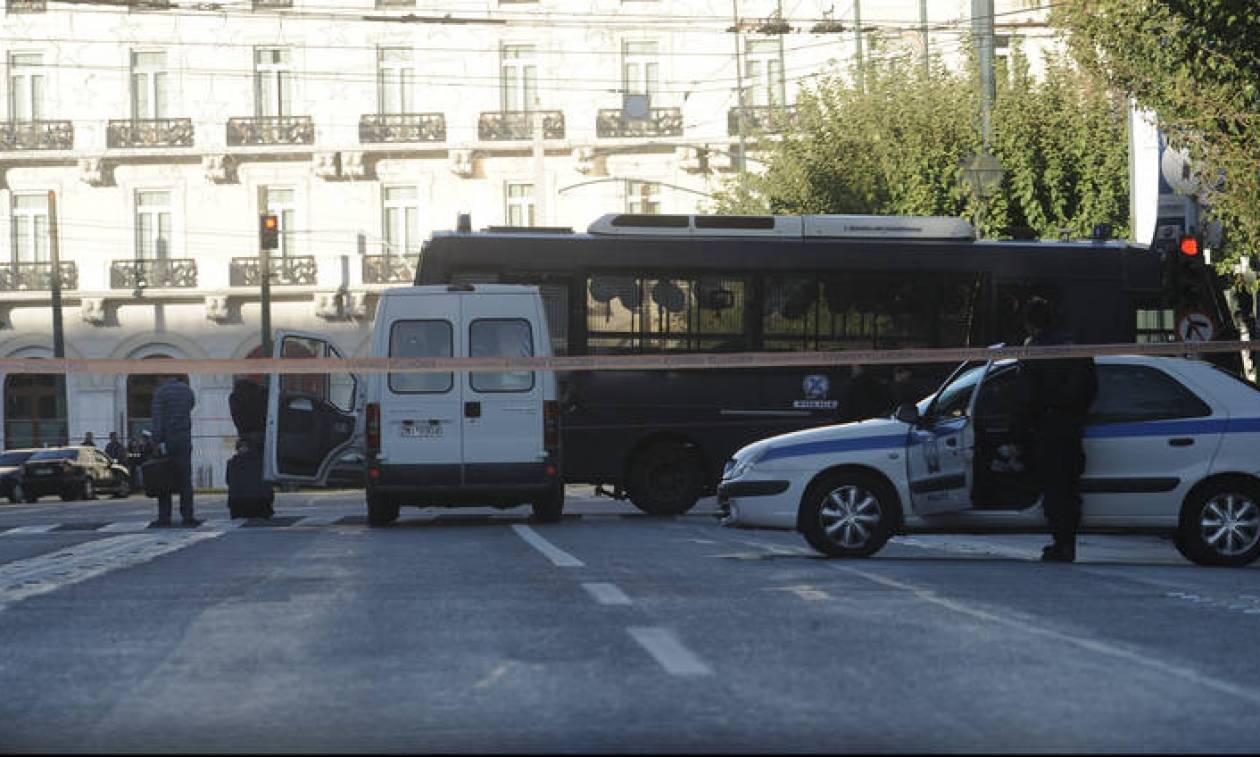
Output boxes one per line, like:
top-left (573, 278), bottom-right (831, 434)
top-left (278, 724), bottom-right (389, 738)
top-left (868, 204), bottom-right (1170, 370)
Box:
top-left (226, 447), bottom-right (274, 519)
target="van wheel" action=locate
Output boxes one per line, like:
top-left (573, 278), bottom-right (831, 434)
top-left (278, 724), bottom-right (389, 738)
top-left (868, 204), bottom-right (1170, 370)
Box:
top-left (367, 492), bottom-right (399, 527)
top-left (531, 484), bottom-right (565, 523)
top-left (799, 470), bottom-right (898, 558)
top-left (626, 442), bottom-right (704, 516)
top-left (1176, 479), bottom-right (1260, 567)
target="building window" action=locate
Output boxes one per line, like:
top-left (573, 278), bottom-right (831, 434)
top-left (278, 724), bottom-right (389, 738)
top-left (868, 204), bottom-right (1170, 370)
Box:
top-left (254, 48), bottom-right (292, 117)
top-left (135, 191), bottom-right (172, 260)
top-left (8, 53), bottom-right (45, 121)
top-left (262, 187), bottom-right (296, 256)
top-left (11, 194), bottom-right (48, 263)
top-left (382, 186), bottom-right (419, 256)
top-left (625, 180), bottom-right (660, 214)
top-left (744, 38), bottom-right (785, 107)
top-left (622, 41), bottom-right (659, 99)
top-left (500, 45), bottom-right (537, 112)
top-left (377, 47), bottom-right (413, 115)
top-left (130, 50), bottom-right (168, 120)
top-left (506, 183), bottom-right (535, 227)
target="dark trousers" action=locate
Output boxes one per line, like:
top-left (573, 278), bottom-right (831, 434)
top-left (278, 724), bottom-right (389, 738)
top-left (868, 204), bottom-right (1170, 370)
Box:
top-left (1033, 414), bottom-right (1086, 544)
top-left (156, 440), bottom-right (195, 522)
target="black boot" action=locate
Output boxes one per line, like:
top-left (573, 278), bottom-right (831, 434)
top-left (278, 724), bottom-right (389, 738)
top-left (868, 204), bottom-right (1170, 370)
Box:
top-left (1041, 539), bottom-right (1076, 563)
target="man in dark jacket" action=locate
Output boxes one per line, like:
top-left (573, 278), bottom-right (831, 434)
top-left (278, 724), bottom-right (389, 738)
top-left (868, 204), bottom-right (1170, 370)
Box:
top-left (229, 378), bottom-right (267, 438)
top-left (845, 364), bottom-right (893, 421)
top-left (1022, 297), bottom-right (1097, 562)
top-left (150, 376), bottom-right (200, 527)
top-left (104, 432), bottom-right (125, 463)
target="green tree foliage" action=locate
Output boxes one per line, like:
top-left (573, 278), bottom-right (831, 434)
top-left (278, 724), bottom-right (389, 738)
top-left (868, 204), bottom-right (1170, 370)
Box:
top-left (709, 45), bottom-right (1131, 241)
top-left (1053, 0), bottom-right (1260, 272)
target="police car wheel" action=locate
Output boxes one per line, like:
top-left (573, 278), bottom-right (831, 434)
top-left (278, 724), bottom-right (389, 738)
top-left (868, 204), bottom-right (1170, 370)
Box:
top-left (800, 471), bottom-right (897, 558)
top-left (367, 491), bottom-right (399, 527)
top-left (1177, 479), bottom-right (1260, 567)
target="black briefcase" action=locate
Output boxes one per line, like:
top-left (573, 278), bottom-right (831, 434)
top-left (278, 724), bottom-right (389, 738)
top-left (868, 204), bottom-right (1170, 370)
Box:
top-left (140, 456), bottom-right (178, 498)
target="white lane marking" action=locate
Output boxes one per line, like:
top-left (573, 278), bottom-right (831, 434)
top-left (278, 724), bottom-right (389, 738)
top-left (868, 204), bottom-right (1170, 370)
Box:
top-left (767, 584), bottom-right (831, 601)
top-left (627, 627), bottom-right (713, 677)
top-left (293, 514), bottom-right (339, 528)
top-left (582, 582), bottom-right (632, 606)
top-left (2, 524), bottom-right (59, 535)
top-left (510, 524), bottom-right (584, 567)
top-left (0, 531), bottom-right (222, 608)
top-left (835, 564), bottom-right (1260, 707)
top-left (198, 519), bottom-right (246, 530)
top-left (98, 521), bottom-right (152, 533)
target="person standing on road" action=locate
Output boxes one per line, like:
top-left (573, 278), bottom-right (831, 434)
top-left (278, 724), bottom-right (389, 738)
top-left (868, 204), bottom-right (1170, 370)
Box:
top-left (844, 364), bottom-right (893, 421)
top-left (150, 377), bottom-right (200, 528)
top-left (1022, 297), bottom-right (1097, 563)
top-left (104, 431), bottom-right (125, 463)
top-left (81, 431), bottom-right (95, 447)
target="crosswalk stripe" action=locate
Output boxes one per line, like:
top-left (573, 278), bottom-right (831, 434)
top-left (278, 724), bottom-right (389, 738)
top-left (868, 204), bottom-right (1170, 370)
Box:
top-left (293, 514), bottom-right (339, 528)
top-left (2, 524), bottom-right (59, 535)
top-left (0, 531), bottom-right (222, 608)
top-left (97, 521), bottom-right (152, 533)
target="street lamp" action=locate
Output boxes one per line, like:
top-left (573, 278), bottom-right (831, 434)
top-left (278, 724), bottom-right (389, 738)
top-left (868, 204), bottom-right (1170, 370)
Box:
top-left (960, 150), bottom-right (1005, 237)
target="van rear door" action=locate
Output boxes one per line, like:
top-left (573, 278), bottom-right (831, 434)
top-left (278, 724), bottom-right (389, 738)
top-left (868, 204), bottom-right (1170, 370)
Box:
top-left (263, 331), bottom-right (360, 486)
top-left (461, 292), bottom-right (547, 486)
top-left (378, 293), bottom-right (464, 484)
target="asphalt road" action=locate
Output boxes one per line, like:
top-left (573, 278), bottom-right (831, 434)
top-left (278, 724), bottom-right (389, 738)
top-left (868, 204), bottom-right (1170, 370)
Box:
top-left (1, 488), bottom-right (1258, 753)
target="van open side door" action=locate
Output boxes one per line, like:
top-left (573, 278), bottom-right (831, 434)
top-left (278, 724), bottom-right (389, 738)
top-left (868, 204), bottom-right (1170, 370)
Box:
top-left (263, 331), bottom-right (362, 486)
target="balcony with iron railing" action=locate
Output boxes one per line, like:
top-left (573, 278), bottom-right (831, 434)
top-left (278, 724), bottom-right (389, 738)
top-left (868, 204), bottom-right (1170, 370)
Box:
top-left (226, 116), bottom-right (314, 147)
top-left (0, 121), bottom-right (73, 151)
top-left (359, 113), bottom-right (446, 144)
top-left (727, 105), bottom-right (799, 136)
top-left (6, 0), bottom-right (46, 12)
top-left (596, 107), bottom-right (684, 139)
top-left (0, 261), bottom-right (77, 292)
top-left (362, 251), bottom-right (420, 285)
top-left (107, 118), bottom-right (195, 149)
top-left (110, 258), bottom-right (198, 289)
top-left (478, 110), bottom-right (565, 141)
top-left (229, 255), bottom-right (317, 287)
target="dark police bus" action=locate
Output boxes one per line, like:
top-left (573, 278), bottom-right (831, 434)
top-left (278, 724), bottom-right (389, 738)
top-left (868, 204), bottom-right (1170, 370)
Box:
top-left (415, 212), bottom-right (1234, 516)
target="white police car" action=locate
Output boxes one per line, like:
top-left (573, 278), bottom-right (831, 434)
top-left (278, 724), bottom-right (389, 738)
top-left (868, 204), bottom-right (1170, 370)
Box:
top-left (718, 356), bottom-right (1260, 567)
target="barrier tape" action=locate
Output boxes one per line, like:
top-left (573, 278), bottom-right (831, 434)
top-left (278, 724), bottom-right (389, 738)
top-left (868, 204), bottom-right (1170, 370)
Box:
top-left (0, 340), bottom-right (1250, 375)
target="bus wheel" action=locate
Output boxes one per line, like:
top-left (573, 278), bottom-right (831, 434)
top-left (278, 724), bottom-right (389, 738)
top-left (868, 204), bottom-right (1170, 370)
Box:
top-left (627, 442), bottom-right (704, 516)
top-left (367, 491), bottom-right (399, 527)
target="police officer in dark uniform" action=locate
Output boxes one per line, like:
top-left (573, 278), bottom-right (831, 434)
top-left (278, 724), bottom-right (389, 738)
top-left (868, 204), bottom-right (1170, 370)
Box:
top-left (1022, 297), bottom-right (1097, 563)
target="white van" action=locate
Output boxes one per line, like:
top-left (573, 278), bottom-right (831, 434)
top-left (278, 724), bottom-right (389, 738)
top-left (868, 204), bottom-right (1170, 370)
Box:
top-left (262, 284), bottom-right (563, 526)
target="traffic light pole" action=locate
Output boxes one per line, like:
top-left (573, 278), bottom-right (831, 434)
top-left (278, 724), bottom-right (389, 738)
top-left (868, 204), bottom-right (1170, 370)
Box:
top-left (260, 243), bottom-right (272, 357)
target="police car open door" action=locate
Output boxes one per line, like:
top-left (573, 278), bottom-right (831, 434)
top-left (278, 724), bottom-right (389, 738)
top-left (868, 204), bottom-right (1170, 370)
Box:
top-left (263, 331), bottom-right (362, 486)
top-left (906, 360), bottom-right (991, 515)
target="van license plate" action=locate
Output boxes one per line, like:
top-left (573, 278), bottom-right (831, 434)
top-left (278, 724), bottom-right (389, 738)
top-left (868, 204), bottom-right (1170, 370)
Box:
top-left (402, 424), bottom-right (441, 438)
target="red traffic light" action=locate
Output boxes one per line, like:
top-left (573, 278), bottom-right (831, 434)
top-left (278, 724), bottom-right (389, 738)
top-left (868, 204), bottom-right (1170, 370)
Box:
top-left (1178, 235), bottom-right (1200, 256)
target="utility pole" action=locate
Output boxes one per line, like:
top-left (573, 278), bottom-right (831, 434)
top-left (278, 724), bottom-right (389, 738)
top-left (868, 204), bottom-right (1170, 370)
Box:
top-left (730, 0), bottom-right (748, 177)
top-left (45, 191), bottom-right (64, 360)
top-left (259, 213), bottom-right (279, 356)
top-left (972, 0), bottom-right (996, 149)
top-left (532, 95), bottom-right (546, 226)
top-left (853, 0), bottom-right (864, 94)
top-left (919, 0), bottom-right (930, 76)
top-left (46, 191), bottom-right (66, 445)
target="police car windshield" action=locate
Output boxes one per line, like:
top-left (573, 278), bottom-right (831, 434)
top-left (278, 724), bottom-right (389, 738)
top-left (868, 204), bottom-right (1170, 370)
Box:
top-left (928, 365), bottom-right (986, 419)
top-left (0, 450), bottom-right (33, 466)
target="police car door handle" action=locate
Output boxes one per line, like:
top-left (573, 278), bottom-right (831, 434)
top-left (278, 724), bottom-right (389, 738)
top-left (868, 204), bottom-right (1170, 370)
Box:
top-left (1168, 437), bottom-right (1194, 447)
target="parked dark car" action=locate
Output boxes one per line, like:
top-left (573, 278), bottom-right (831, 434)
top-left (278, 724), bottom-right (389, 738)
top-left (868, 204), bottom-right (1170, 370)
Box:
top-left (0, 448), bottom-right (40, 503)
top-left (19, 446), bottom-right (131, 502)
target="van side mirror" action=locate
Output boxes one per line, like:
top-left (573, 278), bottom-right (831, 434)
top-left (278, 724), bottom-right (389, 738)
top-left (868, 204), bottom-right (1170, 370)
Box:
top-left (894, 403), bottom-right (921, 425)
